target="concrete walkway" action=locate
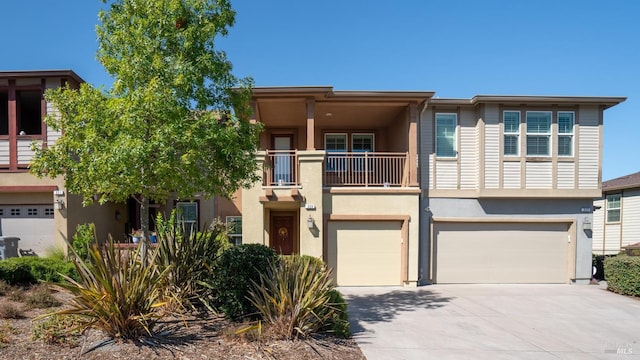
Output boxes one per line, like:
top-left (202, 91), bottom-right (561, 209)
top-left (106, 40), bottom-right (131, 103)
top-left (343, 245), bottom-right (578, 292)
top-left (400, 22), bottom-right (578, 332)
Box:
top-left (340, 284), bottom-right (640, 359)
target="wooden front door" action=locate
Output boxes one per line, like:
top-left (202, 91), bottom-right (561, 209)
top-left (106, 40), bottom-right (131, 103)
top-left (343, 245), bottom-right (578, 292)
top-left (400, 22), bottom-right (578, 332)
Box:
top-left (270, 212), bottom-right (296, 255)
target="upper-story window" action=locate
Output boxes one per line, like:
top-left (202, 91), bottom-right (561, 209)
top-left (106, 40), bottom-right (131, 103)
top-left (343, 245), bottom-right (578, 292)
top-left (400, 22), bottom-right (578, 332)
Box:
top-left (0, 91), bottom-right (8, 135)
top-left (503, 111), bottom-right (520, 156)
top-left (606, 194), bottom-right (621, 223)
top-left (325, 134), bottom-right (347, 152)
top-left (17, 90), bottom-right (42, 135)
top-left (526, 111), bottom-right (551, 156)
top-left (557, 112), bottom-right (574, 157)
top-left (352, 134), bottom-right (374, 153)
top-left (435, 113), bottom-right (457, 157)
top-left (176, 201), bottom-right (198, 235)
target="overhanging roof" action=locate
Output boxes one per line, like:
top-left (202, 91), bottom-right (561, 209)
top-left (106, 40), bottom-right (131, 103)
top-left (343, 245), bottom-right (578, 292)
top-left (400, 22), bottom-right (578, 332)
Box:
top-left (603, 171), bottom-right (640, 192)
top-left (0, 69), bottom-right (85, 84)
top-left (431, 95), bottom-right (626, 110)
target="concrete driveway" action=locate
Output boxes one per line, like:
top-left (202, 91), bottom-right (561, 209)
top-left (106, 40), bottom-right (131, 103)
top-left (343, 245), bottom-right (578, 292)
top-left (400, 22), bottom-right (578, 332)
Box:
top-left (340, 284), bottom-right (640, 359)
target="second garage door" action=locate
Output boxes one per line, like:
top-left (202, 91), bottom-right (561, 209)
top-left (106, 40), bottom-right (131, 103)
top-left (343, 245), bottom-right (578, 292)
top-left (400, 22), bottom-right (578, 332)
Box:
top-left (327, 221), bottom-right (402, 286)
top-left (434, 222), bottom-right (570, 284)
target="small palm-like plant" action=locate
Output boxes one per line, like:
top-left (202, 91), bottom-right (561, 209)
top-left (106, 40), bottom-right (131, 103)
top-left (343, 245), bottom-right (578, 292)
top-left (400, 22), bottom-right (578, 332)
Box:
top-left (43, 238), bottom-right (168, 340)
top-left (248, 255), bottom-right (343, 339)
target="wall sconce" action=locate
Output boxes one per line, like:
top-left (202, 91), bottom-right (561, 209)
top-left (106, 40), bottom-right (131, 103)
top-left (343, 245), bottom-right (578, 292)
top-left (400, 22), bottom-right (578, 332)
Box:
top-left (582, 217), bottom-right (592, 231)
top-left (307, 216), bottom-right (315, 229)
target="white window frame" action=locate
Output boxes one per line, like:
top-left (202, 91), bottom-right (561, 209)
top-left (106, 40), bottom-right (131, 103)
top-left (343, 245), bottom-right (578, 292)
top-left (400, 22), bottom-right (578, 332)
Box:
top-left (226, 216), bottom-right (242, 246)
top-left (557, 111), bottom-right (574, 157)
top-left (176, 202), bottom-right (198, 234)
top-left (324, 133), bottom-right (348, 172)
top-left (606, 194), bottom-right (621, 223)
top-left (435, 113), bottom-right (457, 158)
top-left (503, 111), bottom-right (520, 156)
top-left (526, 111), bottom-right (552, 157)
top-left (351, 133), bottom-right (375, 153)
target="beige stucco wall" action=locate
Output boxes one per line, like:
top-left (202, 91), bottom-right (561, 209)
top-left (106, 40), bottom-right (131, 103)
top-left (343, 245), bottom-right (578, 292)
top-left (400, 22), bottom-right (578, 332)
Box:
top-left (323, 192), bottom-right (420, 284)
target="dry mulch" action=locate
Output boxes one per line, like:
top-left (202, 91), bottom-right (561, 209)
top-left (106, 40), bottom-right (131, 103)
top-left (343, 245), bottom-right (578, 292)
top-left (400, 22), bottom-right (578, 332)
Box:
top-left (0, 285), bottom-right (365, 360)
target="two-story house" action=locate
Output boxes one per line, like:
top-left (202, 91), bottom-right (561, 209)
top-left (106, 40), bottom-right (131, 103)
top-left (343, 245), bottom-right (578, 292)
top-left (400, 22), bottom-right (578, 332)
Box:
top-left (0, 70), bottom-right (217, 256)
top-left (422, 96), bottom-right (625, 284)
top-left (221, 89), bottom-right (624, 286)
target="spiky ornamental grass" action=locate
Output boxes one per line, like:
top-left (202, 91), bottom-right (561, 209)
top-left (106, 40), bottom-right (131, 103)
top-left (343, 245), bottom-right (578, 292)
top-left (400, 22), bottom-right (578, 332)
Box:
top-left (43, 239), bottom-right (169, 340)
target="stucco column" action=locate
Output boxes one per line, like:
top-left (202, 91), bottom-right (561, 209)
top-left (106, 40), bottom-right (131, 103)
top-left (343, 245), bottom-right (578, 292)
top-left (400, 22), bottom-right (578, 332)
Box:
top-left (306, 99), bottom-right (315, 150)
top-left (408, 103), bottom-right (418, 186)
top-left (297, 150), bottom-right (325, 258)
top-left (241, 152), bottom-right (267, 246)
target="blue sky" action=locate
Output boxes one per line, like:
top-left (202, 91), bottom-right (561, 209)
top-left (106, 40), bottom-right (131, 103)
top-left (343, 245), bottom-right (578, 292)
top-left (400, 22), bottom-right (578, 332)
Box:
top-left (2, 0), bottom-right (638, 180)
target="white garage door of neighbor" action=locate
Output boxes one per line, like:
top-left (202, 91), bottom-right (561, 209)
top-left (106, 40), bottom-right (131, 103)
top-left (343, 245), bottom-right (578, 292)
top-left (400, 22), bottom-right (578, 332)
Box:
top-left (0, 205), bottom-right (55, 257)
top-left (434, 222), bottom-right (570, 284)
top-left (327, 221), bottom-right (402, 286)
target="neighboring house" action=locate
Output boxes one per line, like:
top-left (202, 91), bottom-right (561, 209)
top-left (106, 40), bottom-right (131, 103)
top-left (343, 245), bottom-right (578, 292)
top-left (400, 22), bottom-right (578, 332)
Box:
top-left (0, 70), bottom-right (215, 256)
top-left (422, 96), bottom-right (624, 284)
top-left (219, 88), bottom-right (624, 286)
top-left (593, 171), bottom-right (640, 255)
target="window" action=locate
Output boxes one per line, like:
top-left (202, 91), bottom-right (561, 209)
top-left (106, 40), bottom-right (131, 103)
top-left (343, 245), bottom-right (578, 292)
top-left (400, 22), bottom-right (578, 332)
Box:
top-left (325, 134), bottom-right (347, 171)
top-left (606, 194), bottom-right (621, 223)
top-left (352, 134), bottom-right (374, 153)
top-left (16, 90), bottom-right (42, 135)
top-left (44, 208), bottom-right (54, 216)
top-left (435, 113), bottom-right (457, 157)
top-left (10, 208), bottom-right (20, 216)
top-left (226, 216), bottom-right (242, 246)
top-left (0, 91), bottom-right (8, 135)
top-left (0, 209), bottom-right (3, 216)
top-left (526, 111), bottom-right (551, 156)
top-left (557, 112), bottom-right (574, 156)
top-left (27, 208), bottom-right (37, 216)
top-left (176, 202), bottom-right (198, 235)
top-left (503, 111), bottom-right (520, 156)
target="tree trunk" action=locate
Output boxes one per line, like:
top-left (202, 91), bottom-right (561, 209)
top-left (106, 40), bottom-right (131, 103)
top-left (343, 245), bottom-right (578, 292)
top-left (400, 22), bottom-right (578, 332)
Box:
top-left (140, 195), bottom-right (150, 262)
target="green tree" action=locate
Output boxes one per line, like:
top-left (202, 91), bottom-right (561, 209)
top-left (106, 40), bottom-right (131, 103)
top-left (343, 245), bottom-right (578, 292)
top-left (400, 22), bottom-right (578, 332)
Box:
top-left (30, 0), bottom-right (261, 243)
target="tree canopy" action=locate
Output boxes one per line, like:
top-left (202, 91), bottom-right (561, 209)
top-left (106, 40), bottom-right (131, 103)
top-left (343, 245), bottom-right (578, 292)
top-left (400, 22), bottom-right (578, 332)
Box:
top-left (31, 0), bottom-right (261, 238)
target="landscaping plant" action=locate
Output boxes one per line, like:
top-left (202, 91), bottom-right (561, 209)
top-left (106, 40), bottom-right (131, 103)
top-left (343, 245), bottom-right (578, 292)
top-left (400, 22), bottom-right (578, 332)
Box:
top-left (46, 238), bottom-right (169, 340)
top-left (211, 244), bottom-right (279, 320)
top-left (71, 223), bottom-right (96, 261)
top-left (604, 254), bottom-right (640, 297)
top-left (0, 257), bottom-right (79, 284)
top-left (248, 255), bottom-right (348, 339)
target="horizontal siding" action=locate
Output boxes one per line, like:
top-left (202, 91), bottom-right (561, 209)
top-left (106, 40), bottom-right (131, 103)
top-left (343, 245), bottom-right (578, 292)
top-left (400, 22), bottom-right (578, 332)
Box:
top-left (46, 98), bottom-right (61, 145)
top-left (578, 106), bottom-right (600, 189)
top-left (459, 109), bottom-right (478, 190)
top-left (429, 155), bottom-right (434, 189)
top-left (502, 162), bottom-right (521, 189)
top-left (0, 140), bottom-right (9, 165)
top-left (17, 139), bottom-right (40, 164)
top-left (484, 105), bottom-right (499, 189)
top-left (592, 198), bottom-right (605, 253)
top-left (621, 190), bottom-right (640, 247)
top-left (557, 162), bottom-right (575, 189)
top-left (604, 224), bottom-right (621, 254)
top-left (421, 109), bottom-right (434, 190)
top-left (525, 162), bottom-right (552, 189)
top-left (435, 161), bottom-right (458, 189)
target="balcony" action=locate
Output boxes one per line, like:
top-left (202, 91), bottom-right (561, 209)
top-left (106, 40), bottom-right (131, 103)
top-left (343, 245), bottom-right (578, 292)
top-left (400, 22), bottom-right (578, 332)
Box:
top-left (262, 150), bottom-right (410, 187)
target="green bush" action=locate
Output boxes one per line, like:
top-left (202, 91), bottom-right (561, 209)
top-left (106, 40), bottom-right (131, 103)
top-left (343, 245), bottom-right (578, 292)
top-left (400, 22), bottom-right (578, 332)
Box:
top-left (0, 261), bottom-right (36, 285)
top-left (211, 244), bottom-right (279, 320)
top-left (248, 255), bottom-right (344, 339)
top-left (604, 255), bottom-right (640, 297)
top-left (72, 223), bottom-right (96, 261)
top-left (323, 289), bottom-right (351, 338)
top-left (0, 257), bottom-right (78, 284)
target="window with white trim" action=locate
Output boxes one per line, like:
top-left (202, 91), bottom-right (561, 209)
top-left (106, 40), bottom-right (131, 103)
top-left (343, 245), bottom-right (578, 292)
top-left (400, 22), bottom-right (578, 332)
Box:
top-left (352, 133), bottom-right (374, 172)
top-left (325, 133), bottom-right (347, 171)
top-left (557, 112), bottom-right (574, 156)
top-left (176, 202), bottom-right (198, 235)
top-left (526, 111), bottom-right (551, 156)
top-left (606, 194), bottom-right (621, 223)
top-left (435, 113), bottom-right (457, 157)
top-left (503, 111), bottom-right (520, 156)
top-left (226, 216), bottom-right (242, 246)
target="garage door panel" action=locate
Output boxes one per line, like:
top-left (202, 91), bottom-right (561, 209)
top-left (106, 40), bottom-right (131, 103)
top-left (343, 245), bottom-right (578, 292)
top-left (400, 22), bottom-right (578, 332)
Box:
top-left (0, 205), bottom-right (55, 257)
top-left (435, 222), bottom-right (569, 284)
top-left (328, 221), bottom-right (401, 286)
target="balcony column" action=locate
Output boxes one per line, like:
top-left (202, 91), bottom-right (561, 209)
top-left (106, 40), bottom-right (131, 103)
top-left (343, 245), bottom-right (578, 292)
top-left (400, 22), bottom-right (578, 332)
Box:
top-left (8, 80), bottom-right (17, 171)
top-left (408, 103), bottom-right (418, 186)
top-left (306, 98), bottom-right (315, 150)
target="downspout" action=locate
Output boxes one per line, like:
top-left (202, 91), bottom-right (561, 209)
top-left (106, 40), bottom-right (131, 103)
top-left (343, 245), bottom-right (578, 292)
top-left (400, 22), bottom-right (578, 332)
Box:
top-left (417, 99), bottom-right (430, 285)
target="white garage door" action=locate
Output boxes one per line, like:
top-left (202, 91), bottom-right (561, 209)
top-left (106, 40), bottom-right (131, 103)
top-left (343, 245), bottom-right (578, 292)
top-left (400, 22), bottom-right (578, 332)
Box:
top-left (327, 221), bottom-right (402, 286)
top-left (434, 222), bottom-right (569, 284)
top-left (0, 205), bottom-right (55, 257)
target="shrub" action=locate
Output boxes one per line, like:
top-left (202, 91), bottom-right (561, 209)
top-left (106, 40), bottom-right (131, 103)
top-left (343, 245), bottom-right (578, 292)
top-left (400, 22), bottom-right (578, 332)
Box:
top-left (248, 255), bottom-right (344, 339)
top-left (44, 238), bottom-right (168, 340)
top-left (0, 261), bottom-right (36, 285)
top-left (323, 289), bottom-right (351, 338)
top-left (153, 212), bottom-right (228, 311)
top-left (0, 257), bottom-right (78, 284)
top-left (604, 255), bottom-right (640, 297)
top-left (0, 303), bottom-right (24, 319)
top-left (24, 285), bottom-right (61, 309)
top-left (0, 321), bottom-right (16, 346)
top-left (31, 313), bottom-right (84, 346)
top-left (44, 246), bottom-right (68, 261)
top-left (0, 280), bottom-right (11, 296)
top-left (211, 244), bottom-right (279, 320)
top-left (72, 223), bottom-right (96, 261)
